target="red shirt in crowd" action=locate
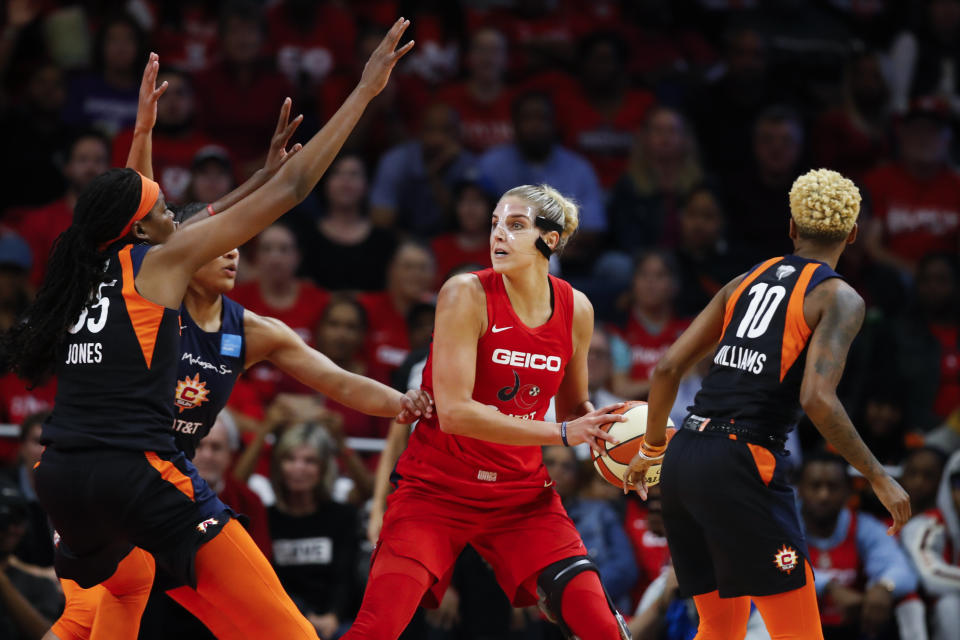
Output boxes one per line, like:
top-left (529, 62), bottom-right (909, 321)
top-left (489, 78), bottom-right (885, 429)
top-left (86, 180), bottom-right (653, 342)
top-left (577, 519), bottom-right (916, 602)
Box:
top-left (15, 197), bottom-right (72, 287)
top-left (111, 129), bottom-right (216, 204)
top-left (0, 374), bottom-right (56, 464)
top-left (194, 62), bottom-right (294, 174)
top-left (265, 2), bottom-right (357, 85)
top-left (624, 499), bottom-right (672, 609)
top-left (435, 83), bottom-right (514, 153)
top-left (614, 315), bottom-right (691, 382)
top-left (357, 292), bottom-right (410, 385)
top-left (555, 87), bottom-right (655, 188)
top-left (218, 473), bottom-right (273, 560)
top-left (812, 109), bottom-right (890, 184)
top-left (430, 234), bottom-right (492, 288)
top-left (230, 281), bottom-right (330, 404)
top-left (141, 1), bottom-right (220, 72)
top-left (863, 164), bottom-right (960, 264)
top-left (930, 324), bottom-right (960, 420)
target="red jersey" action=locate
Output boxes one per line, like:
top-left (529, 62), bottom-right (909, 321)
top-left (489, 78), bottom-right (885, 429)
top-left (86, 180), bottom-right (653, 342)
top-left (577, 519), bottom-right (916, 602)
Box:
top-left (15, 197), bottom-right (72, 287)
top-left (265, 3), bottom-right (357, 85)
top-left (111, 129), bottom-right (215, 204)
top-left (809, 510), bottom-right (864, 627)
top-left (616, 315), bottom-right (690, 382)
top-left (358, 292), bottom-right (411, 385)
top-left (395, 270), bottom-right (574, 506)
top-left (863, 164), bottom-right (960, 264)
top-left (435, 83), bottom-right (514, 153)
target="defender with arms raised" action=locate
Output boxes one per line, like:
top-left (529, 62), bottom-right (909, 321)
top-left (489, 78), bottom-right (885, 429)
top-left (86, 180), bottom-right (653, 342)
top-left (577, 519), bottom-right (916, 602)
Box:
top-left (625, 169), bottom-right (911, 640)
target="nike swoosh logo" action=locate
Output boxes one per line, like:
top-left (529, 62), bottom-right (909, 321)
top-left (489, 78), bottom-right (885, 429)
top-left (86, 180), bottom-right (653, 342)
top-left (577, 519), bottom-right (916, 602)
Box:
top-left (544, 480), bottom-right (554, 488)
top-left (491, 325), bottom-right (512, 333)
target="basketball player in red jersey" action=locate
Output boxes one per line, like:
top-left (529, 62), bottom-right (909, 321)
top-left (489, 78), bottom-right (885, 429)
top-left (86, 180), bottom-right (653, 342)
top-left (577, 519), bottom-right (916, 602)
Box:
top-left (625, 169), bottom-right (911, 639)
top-left (345, 184), bottom-right (632, 640)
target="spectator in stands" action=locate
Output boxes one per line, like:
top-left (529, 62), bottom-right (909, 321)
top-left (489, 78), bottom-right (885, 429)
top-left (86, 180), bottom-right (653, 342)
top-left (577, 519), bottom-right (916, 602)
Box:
top-left (111, 68), bottom-right (215, 204)
top-left (855, 387), bottom-right (912, 466)
top-left (690, 25), bottom-right (787, 172)
top-left (293, 153), bottom-right (397, 291)
top-left (0, 483), bottom-right (62, 640)
top-left (672, 184), bottom-right (741, 317)
top-left (610, 251), bottom-right (690, 400)
top-left (266, 0), bottom-right (356, 88)
top-left (0, 62), bottom-right (73, 214)
top-left (0, 234), bottom-right (31, 333)
top-left (889, 253), bottom-right (960, 431)
top-left (370, 102), bottom-right (476, 235)
top-left (144, 1), bottom-right (221, 72)
top-left (359, 241), bottom-right (435, 384)
top-left (436, 27), bottom-right (514, 153)
top-left (812, 50), bottom-right (892, 183)
top-left (13, 130), bottom-right (109, 287)
top-left (556, 31), bottom-right (655, 189)
top-left (863, 97), bottom-right (960, 277)
top-left (390, 301), bottom-right (437, 394)
top-left (798, 453), bottom-right (920, 639)
top-left (901, 449), bottom-right (960, 640)
top-left (543, 445), bottom-right (637, 609)
top-left (477, 91), bottom-right (605, 272)
top-left (624, 485), bottom-right (671, 607)
top-left (62, 12), bottom-right (146, 136)
top-left (606, 106), bottom-right (706, 255)
top-left (901, 447), bottom-right (948, 521)
top-left (194, 412), bottom-right (272, 557)
top-left (195, 0), bottom-right (294, 177)
top-left (888, 0), bottom-right (960, 116)
top-left (4, 412), bottom-right (53, 569)
top-left (268, 423), bottom-right (359, 639)
top-left (0, 373), bottom-right (54, 447)
top-left (429, 177), bottom-right (495, 289)
top-left (723, 105), bottom-right (805, 265)
top-left (587, 327), bottom-right (624, 410)
top-left (398, 0), bottom-right (466, 87)
top-left (483, 0), bottom-right (578, 78)
top-left (184, 145), bottom-right (235, 205)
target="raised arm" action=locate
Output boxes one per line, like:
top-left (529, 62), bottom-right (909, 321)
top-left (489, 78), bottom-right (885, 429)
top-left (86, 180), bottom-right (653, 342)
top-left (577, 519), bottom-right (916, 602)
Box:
top-left (243, 310), bottom-right (433, 423)
top-left (125, 52), bottom-right (167, 178)
top-left (799, 279), bottom-right (910, 534)
top-left (625, 275), bottom-right (740, 494)
top-left (136, 19), bottom-right (415, 309)
top-left (432, 275), bottom-right (621, 456)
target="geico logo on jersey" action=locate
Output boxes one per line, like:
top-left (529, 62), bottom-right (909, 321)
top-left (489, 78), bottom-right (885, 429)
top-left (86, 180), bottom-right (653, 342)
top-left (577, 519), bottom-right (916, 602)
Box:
top-left (713, 345), bottom-right (767, 374)
top-left (491, 348), bottom-right (561, 371)
top-left (174, 374), bottom-right (210, 412)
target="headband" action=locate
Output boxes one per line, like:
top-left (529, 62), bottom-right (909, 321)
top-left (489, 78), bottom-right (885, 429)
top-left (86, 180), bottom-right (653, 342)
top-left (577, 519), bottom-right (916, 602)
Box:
top-left (98, 172), bottom-right (161, 251)
top-left (534, 215), bottom-right (563, 259)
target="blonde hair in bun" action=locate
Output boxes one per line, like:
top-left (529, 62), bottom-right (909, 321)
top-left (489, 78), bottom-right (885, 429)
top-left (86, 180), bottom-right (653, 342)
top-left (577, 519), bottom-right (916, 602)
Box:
top-left (503, 184), bottom-right (579, 251)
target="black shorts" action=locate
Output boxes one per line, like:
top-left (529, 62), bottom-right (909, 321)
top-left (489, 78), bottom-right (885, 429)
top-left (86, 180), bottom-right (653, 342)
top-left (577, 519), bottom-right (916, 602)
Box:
top-left (660, 427), bottom-right (809, 598)
top-left (34, 447), bottom-right (232, 589)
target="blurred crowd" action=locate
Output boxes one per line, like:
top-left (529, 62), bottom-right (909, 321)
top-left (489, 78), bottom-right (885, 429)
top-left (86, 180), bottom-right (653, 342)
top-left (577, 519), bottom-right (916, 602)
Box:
top-left (0, 0), bottom-right (958, 638)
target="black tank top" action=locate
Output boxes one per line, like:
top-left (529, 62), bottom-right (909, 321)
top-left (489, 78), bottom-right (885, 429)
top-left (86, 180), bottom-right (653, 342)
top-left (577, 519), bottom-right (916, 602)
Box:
top-left (690, 255), bottom-right (841, 435)
top-left (43, 244), bottom-right (181, 453)
top-left (172, 296), bottom-right (245, 458)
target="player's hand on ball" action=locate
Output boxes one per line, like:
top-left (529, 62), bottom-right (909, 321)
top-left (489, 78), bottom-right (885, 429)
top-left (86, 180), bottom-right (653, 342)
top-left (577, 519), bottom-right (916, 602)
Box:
top-left (564, 403), bottom-right (625, 458)
top-left (358, 18), bottom-right (415, 99)
top-left (396, 389), bottom-right (434, 423)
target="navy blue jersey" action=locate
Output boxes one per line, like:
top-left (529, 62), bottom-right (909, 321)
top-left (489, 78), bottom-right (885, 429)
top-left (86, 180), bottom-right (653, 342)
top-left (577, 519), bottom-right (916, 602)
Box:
top-left (43, 244), bottom-right (181, 453)
top-left (690, 255), bottom-right (841, 435)
top-left (172, 296), bottom-right (245, 458)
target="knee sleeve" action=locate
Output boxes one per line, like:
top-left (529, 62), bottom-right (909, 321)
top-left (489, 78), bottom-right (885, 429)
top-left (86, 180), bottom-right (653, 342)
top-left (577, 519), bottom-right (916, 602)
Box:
top-left (536, 556), bottom-right (630, 640)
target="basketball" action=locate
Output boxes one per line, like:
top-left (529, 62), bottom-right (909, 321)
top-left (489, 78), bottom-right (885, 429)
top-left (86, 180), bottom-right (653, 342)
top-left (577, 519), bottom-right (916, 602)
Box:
top-left (593, 401), bottom-right (676, 488)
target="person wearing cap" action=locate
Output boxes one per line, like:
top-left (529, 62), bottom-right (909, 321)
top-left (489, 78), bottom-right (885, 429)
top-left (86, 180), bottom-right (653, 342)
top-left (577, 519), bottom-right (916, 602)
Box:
top-left (863, 96), bottom-right (960, 277)
top-left (185, 145), bottom-right (236, 206)
top-left (0, 482), bottom-right (63, 640)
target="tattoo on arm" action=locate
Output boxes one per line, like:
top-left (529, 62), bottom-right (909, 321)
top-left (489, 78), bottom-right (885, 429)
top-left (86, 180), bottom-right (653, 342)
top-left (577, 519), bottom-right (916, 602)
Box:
top-left (804, 284), bottom-right (884, 479)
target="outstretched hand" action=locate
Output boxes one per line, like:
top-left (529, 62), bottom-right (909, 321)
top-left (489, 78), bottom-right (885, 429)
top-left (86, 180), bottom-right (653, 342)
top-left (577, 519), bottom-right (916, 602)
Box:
top-left (134, 53), bottom-right (168, 133)
top-left (396, 389), bottom-right (434, 424)
top-left (358, 18), bottom-right (415, 99)
top-left (263, 97), bottom-right (304, 174)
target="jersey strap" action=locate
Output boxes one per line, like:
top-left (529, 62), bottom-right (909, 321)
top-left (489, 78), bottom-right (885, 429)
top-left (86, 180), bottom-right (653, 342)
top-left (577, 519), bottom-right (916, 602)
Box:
top-left (119, 245), bottom-right (165, 369)
top-left (780, 262), bottom-right (820, 382)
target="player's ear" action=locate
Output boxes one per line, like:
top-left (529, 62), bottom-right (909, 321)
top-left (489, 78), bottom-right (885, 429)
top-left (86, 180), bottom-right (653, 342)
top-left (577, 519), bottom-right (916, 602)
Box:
top-left (545, 230), bottom-right (560, 251)
top-left (846, 223), bottom-right (858, 245)
top-left (787, 218), bottom-right (798, 241)
top-left (132, 220), bottom-right (150, 242)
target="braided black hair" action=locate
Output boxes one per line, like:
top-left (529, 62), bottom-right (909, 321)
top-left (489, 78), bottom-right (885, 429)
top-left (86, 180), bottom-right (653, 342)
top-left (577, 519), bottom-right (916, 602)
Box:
top-left (0, 169), bottom-right (143, 385)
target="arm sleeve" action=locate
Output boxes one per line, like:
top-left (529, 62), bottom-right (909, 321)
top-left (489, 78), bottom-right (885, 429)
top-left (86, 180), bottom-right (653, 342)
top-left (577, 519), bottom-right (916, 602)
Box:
top-left (901, 515), bottom-right (960, 596)
top-left (857, 513), bottom-right (918, 598)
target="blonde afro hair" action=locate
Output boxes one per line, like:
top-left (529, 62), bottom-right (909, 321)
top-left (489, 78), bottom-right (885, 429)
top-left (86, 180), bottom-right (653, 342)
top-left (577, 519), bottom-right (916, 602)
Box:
top-left (789, 169), bottom-right (861, 242)
top-left (503, 184), bottom-right (579, 252)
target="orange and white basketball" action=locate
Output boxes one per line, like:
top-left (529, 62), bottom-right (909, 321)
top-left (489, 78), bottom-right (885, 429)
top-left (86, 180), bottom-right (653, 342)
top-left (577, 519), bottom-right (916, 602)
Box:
top-left (593, 401), bottom-right (676, 488)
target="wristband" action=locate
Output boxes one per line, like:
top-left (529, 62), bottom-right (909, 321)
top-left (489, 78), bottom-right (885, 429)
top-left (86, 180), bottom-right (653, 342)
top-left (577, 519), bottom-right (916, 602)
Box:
top-left (560, 421), bottom-right (570, 447)
top-left (640, 440), bottom-right (667, 456)
top-left (207, 203), bottom-right (216, 217)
